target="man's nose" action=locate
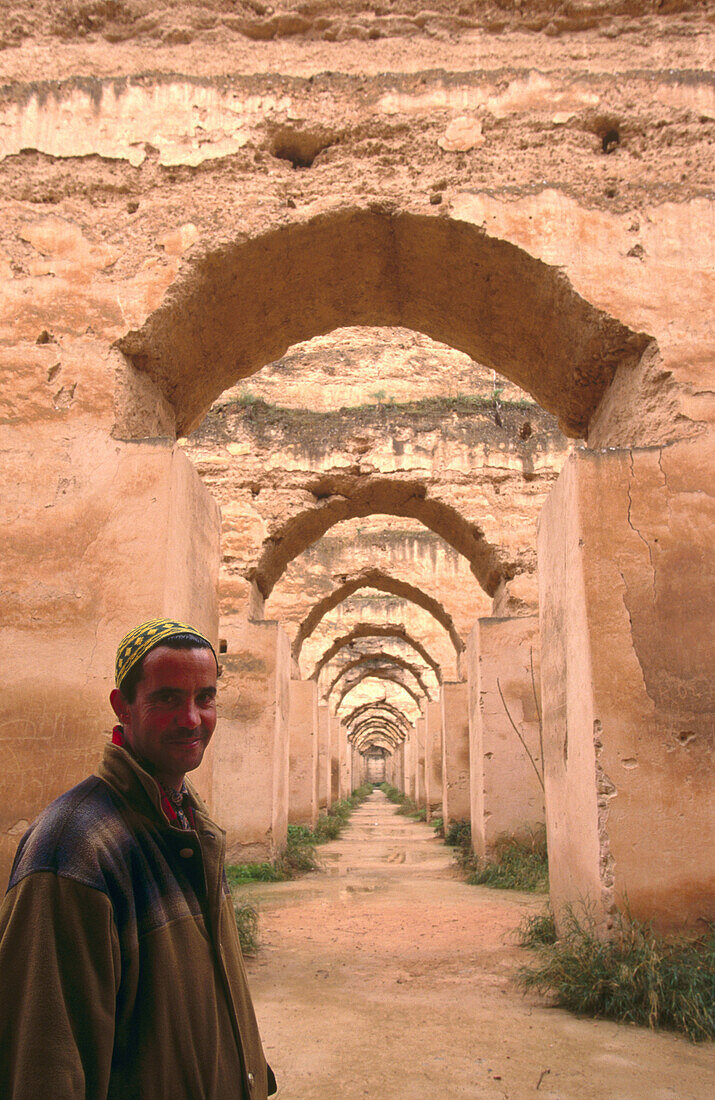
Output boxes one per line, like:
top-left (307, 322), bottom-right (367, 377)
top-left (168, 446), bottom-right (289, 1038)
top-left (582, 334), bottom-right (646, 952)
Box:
top-left (178, 698), bottom-right (201, 728)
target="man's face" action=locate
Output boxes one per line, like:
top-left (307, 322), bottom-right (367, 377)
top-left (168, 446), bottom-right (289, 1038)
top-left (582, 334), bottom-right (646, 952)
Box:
top-left (110, 645), bottom-right (217, 789)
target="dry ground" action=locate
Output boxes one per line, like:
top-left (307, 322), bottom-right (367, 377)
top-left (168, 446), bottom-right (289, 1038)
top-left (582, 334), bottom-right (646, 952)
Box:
top-left (241, 791), bottom-right (714, 1099)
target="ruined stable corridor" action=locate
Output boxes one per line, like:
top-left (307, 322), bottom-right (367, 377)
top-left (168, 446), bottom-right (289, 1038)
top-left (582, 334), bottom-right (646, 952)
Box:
top-left (242, 792), bottom-right (713, 1100)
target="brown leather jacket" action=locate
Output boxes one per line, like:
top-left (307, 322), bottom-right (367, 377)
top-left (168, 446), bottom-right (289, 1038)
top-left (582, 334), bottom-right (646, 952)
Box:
top-left (0, 742), bottom-right (275, 1099)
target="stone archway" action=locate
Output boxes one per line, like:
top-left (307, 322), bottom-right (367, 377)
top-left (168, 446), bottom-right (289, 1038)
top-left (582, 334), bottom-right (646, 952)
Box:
top-left (291, 567), bottom-right (464, 664)
top-left (337, 673), bottom-right (423, 717)
top-left (311, 623), bottom-right (443, 684)
top-left (324, 653), bottom-right (434, 705)
top-left (335, 669), bottom-right (424, 711)
top-left (249, 476), bottom-right (512, 607)
top-left (117, 207), bottom-right (650, 441)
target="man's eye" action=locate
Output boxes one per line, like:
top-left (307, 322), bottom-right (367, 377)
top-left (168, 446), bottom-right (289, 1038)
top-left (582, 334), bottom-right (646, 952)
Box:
top-left (198, 693), bottom-right (216, 706)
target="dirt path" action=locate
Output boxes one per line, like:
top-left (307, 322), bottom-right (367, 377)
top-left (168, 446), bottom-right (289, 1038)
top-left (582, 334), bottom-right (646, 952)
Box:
top-left (241, 792), bottom-right (713, 1099)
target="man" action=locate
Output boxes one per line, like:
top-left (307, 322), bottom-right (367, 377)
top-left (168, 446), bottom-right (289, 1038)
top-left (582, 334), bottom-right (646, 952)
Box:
top-left (0, 618), bottom-right (277, 1099)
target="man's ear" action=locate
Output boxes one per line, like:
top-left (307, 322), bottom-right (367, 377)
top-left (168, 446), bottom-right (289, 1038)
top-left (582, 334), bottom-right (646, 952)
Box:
top-left (110, 688), bottom-right (130, 724)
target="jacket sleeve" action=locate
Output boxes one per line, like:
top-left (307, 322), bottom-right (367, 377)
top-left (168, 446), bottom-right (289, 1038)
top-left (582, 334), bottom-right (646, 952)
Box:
top-left (0, 872), bottom-right (120, 1100)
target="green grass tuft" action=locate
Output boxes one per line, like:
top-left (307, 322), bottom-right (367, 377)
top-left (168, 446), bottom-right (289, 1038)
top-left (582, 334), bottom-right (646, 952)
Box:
top-left (519, 910), bottom-right (715, 1042)
top-left (226, 785), bottom-right (373, 894)
top-left (379, 783), bottom-right (421, 817)
top-left (312, 813), bottom-right (343, 842)
top-left (396, 795), bottom-right (418, 816)
top-left (517, 908), bottom-right (558, 948)
top-left (225, 862), bottom-right (284, 886)
top-left (233, 900), bottom-right (260, 955)
top-left (466, 827), bottom-right (548, 892)
top-left (275, 824), bottom-right (320, 876)
top-left (379, 782), bottom-right (404, 803)
top-left (445, 819), bottom-right (472, 848)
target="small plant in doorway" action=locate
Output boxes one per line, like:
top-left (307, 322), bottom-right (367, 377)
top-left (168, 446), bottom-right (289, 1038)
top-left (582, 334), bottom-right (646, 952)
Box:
top-left (276, 824), bottom-right (320, 876)
top-left (379, 783), bottom-right (419, 816)
top-left (516, 907), bottom-right (558, 948)
top-left (444, 818), bottom-right (471, 848)
top-left (379, 782), bottom-right (404, 803)
top-left (396, 795), bottom-right (418, 816)
top-left (226, 784), bottom-right (374, 890)
top-left (466, 827), bottom-right (548, 893)
top-left (226, 862), bottom-right (284, 886)
top-left (518, 908), bottom-right (715, 1042)
top-left (233, 900), bottom-right (260, 956)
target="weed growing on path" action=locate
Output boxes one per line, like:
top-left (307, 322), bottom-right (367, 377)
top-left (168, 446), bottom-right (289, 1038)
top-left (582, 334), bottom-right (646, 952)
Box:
top-left (518, 909), bottom-right (715, 1042)
top-left (277, 825), bottom-right (320, 876)
top-left (226, 785), bottom-right (373, 953)
top-left (379, 782), bottom-right (404, 804)
top-left (227, 785), bottom-right (373, 886)
top-left (378, 782), bottom-right (422, 817)
top-left (233, 900), bottom-right (260, 955)
top-left (516, 908), bottom-right (558, 947)
top-left (445, 819), bottom-right (472, 847)
top-left (465, 828), bottom-right (548, 892)
top-left (226, 862), bottom-right (284, 886)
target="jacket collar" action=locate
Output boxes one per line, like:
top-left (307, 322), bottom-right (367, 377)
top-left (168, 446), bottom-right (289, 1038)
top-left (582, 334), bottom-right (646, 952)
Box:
top-left (96, 742), bottom-right (214, 830)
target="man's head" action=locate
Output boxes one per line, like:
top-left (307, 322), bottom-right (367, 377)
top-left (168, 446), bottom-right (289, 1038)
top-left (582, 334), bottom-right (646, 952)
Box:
top-left (110, 619), bottom-right (219, 790)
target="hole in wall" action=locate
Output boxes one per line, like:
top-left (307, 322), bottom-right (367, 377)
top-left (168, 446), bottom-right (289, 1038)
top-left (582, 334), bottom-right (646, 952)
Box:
top-left (270, 126), bottom-right (334, 169)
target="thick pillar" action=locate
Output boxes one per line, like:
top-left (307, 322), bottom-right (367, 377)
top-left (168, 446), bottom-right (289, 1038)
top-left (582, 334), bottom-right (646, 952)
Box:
top-left (330, 715), bottom-right (340, 806)
top-left (424, 700), bottom-right (443, 820)
top-left (416, 714), bottom-right (427, 809)
top-left (338, 722), bottom-right (352, 800)
top-left (468, 617), bottom-right (544, 858)
top-left (539, 442), bottom-right (714, 934)
top-left (0, 440), bottom-right (221, 886)
top-left (212, 620), bottom-right (290, 863)
top-left (351, 745), bottom-right (359, 790)
top-left (288, 679), bottom-right (318, 827)
top-left (441, 682), bottom-right (471, 832)
top-left (318, 705), bottom-right (331, 811)
top-left (404, 726), bottom-right (417, 803)
top-left (395, 742), bottom-right (405, 792)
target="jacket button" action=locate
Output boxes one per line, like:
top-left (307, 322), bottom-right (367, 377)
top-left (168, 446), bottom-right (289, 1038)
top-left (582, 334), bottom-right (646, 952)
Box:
top-left (179, 847), bottom-right (194, 858)
top-left (248, 1071), bottom-right (255, 1089)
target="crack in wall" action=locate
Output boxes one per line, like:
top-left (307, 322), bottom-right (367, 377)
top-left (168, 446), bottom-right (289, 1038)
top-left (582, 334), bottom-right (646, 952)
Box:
top-left (593, 718), bottom-right (618, 922)
top-left (626, 450), bottom-right (657, 607)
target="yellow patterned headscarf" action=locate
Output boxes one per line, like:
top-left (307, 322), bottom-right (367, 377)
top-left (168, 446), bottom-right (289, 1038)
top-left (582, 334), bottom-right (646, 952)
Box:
top-left (115, 618), bottom-right (218, 690)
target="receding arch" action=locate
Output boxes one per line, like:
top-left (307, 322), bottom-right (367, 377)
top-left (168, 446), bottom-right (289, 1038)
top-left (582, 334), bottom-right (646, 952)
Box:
top-left (347, 709), bottom-right (409, 751)
top-left (339, 679), bottom-right (421, 724)
top-left (344, 700), bottom-right (411, 735)
top-left (251, 476), bottom-right (509, 599)
top-left (311, 623), bottom-right (442, 684)
top-left (118, 207), bottom-right (648, 439)
top-left (352, 727), bottom-right (401, 752)
top-left (356, 733), bottom-right (396, 753)
top-left (292, 567), bottom-right (464, 663)
top-left (336, 669), bottom-right (423, 711)
top-left (324, 653), bottom-right (433, 704)
top-left (349, 714), bottom-right (404, 740)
